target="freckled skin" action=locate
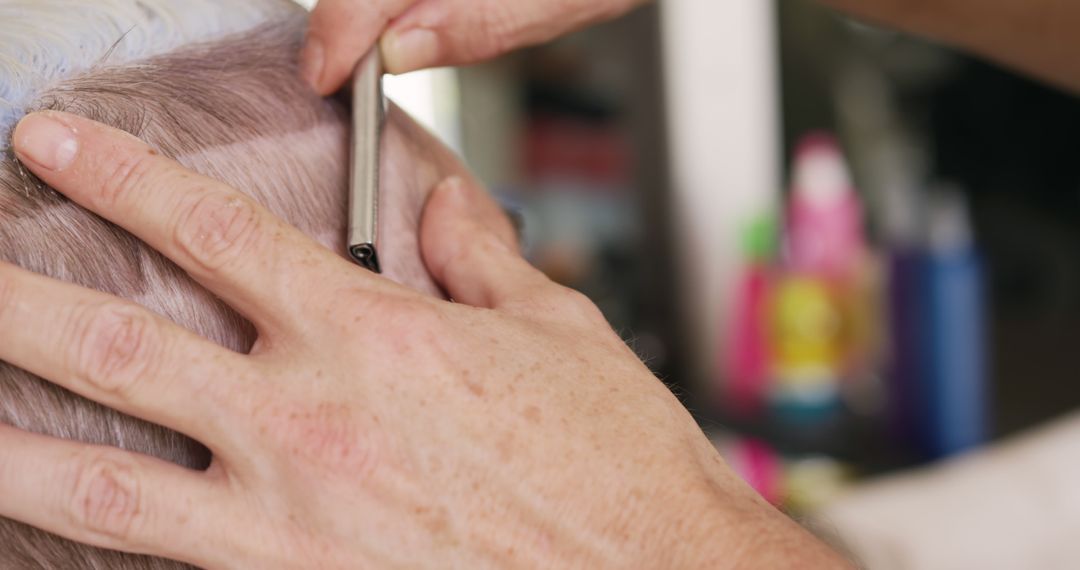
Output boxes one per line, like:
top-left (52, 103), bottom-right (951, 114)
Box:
top-left (522, 405), bottom-right (541, 424)
top-left (0, 110), bottom-right (850, 570)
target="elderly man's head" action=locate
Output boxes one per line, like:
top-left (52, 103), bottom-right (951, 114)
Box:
top-left (0, 1), bottom-right (468, 566)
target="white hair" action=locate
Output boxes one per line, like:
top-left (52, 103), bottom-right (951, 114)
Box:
top-left (0, 0), bottom-right (300, 150)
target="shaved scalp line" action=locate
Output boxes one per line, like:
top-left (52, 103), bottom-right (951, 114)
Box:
top-left (0, 15), bottom-right (347, 299)
top-left (0, 6), bottom-right (332, 570)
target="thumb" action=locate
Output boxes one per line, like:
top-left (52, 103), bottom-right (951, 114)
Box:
top-left (301, 0), bottom-right (417, 95)
top-left (379, 0), bottom-right (496, 74)
top-left (380, 0), bottom-right (646, 74)
top-left (420, 177), bottom-right (548, 309)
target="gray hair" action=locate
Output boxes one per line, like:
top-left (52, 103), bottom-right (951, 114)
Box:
top-left (0, 0), bottom-right (296, 151)
top-left (0, 0), bottom-right (453, 565)
top-left (1, 2), bottom-right (326, 568)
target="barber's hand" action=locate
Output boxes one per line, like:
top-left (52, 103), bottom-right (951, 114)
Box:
top-left (2, 112), bottom-right (842, 569)
top-left (300, 0), bottom-right (648, 94)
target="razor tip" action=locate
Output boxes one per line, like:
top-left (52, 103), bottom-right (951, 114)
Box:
top-left (349, 243), bottom-right (381, 274)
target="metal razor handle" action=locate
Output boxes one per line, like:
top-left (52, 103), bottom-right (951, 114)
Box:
top-left (347, 48), bottom-right (386, 273)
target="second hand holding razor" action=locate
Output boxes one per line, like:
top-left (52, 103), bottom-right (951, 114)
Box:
top-left (347, 47), bottom-right (386, 273)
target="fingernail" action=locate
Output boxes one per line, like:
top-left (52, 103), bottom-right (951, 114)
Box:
top-left (14, 113), bottom-right (79, 172)
top-left (382, 28), bottom-right (439, 74)
top-left (299, 36), bottom-right (325, 90)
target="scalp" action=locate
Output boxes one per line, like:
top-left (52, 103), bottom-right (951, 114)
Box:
top-left (0, 2), bottom-right (470, 566)
top-left (0, 6), bottom-right (332, 569)
top-left (0, 0), bottom-right (301, 151)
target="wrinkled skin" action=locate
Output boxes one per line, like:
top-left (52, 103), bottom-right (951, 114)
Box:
top-left (0, 111), bottom-right (848, 568)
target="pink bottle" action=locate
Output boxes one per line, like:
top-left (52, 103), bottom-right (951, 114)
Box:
top-left (786, 134), bottom-right (864, 279)
top-left (723, 219), bottom-right (774, 417)
top-left (769, 134), bottom-right (872, 417)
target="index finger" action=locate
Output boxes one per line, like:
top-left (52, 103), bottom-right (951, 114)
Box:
top-left (11, 111), bottom-right (380, 334)
top-left (0, 424), bottom-right (231, 569)
top-left (301, 0), bottom-right (417, 95)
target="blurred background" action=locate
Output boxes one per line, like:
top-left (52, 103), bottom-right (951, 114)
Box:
top-left (302, 0), bottom-right (1080, 564)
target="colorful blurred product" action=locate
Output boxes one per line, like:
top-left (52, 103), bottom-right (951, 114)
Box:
top-left (711, 433), bottom-right (853, 512)
top-left (785, 134), bottom-right (866, 279)
top-left (724, 218), bottom-right (775, 416)
top-left (769, 134), bottom-right (870, 419)
top-left (720, 131), bottom-right (988, 467)
top-left (714, 435), bottom-right (784, 505)
top-left (768, 275), bottom-right (844, 415)
top-left (916, 190), bottom-right (988, 457)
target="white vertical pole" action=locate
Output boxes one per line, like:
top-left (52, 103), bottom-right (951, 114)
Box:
top-left (661, 0), bottom-right (782, 389)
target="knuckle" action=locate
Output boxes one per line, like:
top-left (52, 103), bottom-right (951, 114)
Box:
top-left (343, 291), bottom-right (446, 352)
top-left (99, 151), bottom-right (155, 209)
top-left (381, 297), bottom-right (444, 339)
top-left (67, 451), bottom-right (145, 542)
top-left (550, 286), bottom-right (606, 324)
top-left (73, 303), bottom-right (158, 398)
top-left (174, 190), bottom-right (263, 271)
